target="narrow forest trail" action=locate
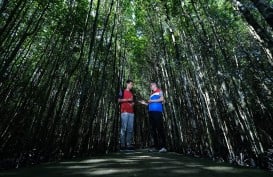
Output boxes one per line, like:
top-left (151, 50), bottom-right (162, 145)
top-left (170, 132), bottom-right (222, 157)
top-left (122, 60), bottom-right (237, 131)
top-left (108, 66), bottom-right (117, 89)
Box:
top-left (1, 0), bottom-right (273, 172)
top-left (0, 150), bottom-right (271, 177)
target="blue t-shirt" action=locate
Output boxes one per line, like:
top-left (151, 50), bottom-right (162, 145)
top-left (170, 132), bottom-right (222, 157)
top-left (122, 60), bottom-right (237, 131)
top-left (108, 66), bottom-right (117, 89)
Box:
top-left (148, 89), bottom-right (163, 112)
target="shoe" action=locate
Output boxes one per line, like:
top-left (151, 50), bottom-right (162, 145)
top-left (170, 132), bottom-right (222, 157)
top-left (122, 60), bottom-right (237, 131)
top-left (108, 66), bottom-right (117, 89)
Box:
top-left (148, 147), bottom-right (158, 152)
top-left (159, 147), bottom-right (167, 153)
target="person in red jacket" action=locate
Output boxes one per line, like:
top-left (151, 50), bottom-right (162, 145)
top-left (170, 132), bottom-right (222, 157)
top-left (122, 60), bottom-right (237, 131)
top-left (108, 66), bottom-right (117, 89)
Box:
top-left (118, 80), bottom-right (135, 150)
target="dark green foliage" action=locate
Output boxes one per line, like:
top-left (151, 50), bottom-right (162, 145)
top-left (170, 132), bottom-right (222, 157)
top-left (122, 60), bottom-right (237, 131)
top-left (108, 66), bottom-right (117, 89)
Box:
top-left (0, 0), bottom-right (272, 170)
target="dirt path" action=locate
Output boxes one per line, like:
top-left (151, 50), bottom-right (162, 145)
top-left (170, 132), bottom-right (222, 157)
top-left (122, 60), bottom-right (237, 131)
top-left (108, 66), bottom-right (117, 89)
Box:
top-left (0, 150), bottom-right (271, 177)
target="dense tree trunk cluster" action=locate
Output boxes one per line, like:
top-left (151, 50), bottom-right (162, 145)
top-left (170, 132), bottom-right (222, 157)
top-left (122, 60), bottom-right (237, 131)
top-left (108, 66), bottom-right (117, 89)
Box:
top-left (0, 0), bottom-right (272, 170)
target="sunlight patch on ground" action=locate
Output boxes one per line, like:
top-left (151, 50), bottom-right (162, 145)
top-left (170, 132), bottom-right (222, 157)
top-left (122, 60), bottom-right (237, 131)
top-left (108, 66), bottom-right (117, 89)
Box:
top-left (60, 158), bottom-right (140, 164)
top-left (59, 158), bottom-right (109, 164)
top-left (171, 169), bottom-right (201, 174)
top-left (111, 158), bottom-right (139, 163)
top-left (79, 159), bottom-right (109, 163)
top-left (66, 165), bottom-right (95, 169)
top-left (83, 168), bottom-right (141, 175)
top-left (129, 155), bottom-right (167, 160)
top-left (202, 166), bottom-right (235, 172)
top-left (185, 163), bottom-right (204, 167)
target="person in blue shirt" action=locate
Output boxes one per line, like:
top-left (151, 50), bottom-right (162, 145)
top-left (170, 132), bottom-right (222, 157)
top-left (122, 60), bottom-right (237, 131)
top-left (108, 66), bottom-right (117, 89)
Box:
top-left (140, 82), bottom-right (167, 153)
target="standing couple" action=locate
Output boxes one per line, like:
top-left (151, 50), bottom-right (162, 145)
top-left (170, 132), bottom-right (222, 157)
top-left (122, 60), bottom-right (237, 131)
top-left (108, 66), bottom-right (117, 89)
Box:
top-left (118, 80), bottom-right (167, 153)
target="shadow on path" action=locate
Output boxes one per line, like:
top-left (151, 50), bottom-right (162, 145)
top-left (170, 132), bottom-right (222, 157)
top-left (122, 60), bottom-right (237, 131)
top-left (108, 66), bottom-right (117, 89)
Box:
top-left (0, 149), bottom-right (271, 177)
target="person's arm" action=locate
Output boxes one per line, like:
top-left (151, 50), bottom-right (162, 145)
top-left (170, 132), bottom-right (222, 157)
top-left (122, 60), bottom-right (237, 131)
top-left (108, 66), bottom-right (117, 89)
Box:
top-left (148, 91), bottom-right (164, 103)
top-left (130, 95), bottom-right (135, 106)
top-left (118, 98), bottom-right (133, 103)
top-left (139, 100), bottom-right (148, 106)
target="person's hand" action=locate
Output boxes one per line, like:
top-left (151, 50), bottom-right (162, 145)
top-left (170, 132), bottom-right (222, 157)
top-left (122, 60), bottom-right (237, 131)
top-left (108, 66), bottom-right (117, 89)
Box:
top-left (139, 100), bottom-right (147, 105)
top-left (127, 98), bottom-right (133, 102)
top-left (148, 100), bottom-right (153, 103)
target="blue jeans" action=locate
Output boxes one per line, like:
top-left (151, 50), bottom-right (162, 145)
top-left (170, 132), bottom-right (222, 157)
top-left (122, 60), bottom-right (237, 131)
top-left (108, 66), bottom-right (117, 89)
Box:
top-left (120, 112), bottom-right (134, 147)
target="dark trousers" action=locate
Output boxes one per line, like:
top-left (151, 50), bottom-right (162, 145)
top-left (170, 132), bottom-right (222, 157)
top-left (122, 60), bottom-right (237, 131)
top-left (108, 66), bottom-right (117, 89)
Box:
top-left (149, 111), bottom-right (166, 149)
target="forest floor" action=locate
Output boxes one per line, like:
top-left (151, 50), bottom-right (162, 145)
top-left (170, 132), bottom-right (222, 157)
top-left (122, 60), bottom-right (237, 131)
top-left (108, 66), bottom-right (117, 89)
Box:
top-left (0, 149), bottom-right (272, 177)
